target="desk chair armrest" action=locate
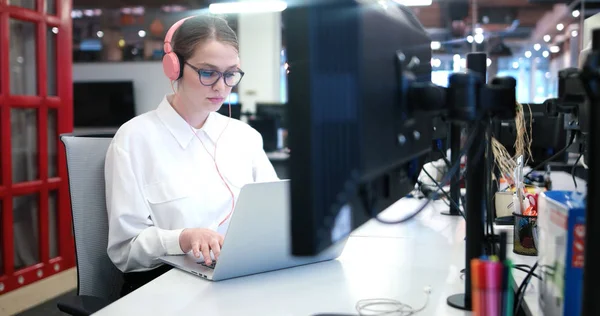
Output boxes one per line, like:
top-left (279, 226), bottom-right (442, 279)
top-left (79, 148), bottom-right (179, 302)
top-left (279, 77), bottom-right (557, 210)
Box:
top-left (57, 295), bottom-right (111, 316)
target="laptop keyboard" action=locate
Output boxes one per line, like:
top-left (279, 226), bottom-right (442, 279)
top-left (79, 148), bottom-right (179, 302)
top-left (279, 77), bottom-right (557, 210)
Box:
top-left (198, 261), bottom-right (217, 269)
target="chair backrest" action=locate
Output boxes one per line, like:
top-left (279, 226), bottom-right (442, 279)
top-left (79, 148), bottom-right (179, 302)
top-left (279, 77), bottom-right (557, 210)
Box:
top-left (60, 133), bottom-right (123, 302)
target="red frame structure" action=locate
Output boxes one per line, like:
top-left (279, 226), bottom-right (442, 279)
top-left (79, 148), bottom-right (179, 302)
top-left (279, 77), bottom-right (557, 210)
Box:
top-left (0, 0), bottom-right (74, 294)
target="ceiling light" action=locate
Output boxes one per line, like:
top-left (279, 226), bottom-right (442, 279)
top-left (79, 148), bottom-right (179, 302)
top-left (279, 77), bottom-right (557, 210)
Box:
top-left (572, 30), bottom-right (579, 37)
top-left (474, 33), bottom-right (484, 44)
top-left (431, 58), bottom-right (442, 68)
top-left (534, 43), bottom-right (541, 51)
top-left (138, 30), bottom-right (146, 38)
top-left (51, 27), bottom-right (58, 34)
top-left (487, 58), bottom-right (492, 67)
top-left (97, 31), bottom-right (104, 38)
top-left (430, 41), bottom-right (441, 50)
top-left (209, 0), bottom-right (287, 14)
top-left (525, 51), bottom-right (532, 58)
top-left (545, 72), bottom-right (551, 79)
top-left (573, 10), bottom-right (580, 18)
top-left (550, 46), bottom-right (560, 53)
top-left (543, 35), bottom-right (551, 43)
top-left (557, 23), bottom-right (564, 31)
top-left (467, 35), bottom-right (474, 43)
top-left (393, 0), bottom-right (433, 6)
top-left (542, 51), bottom-right (550, 58)
top-left (512, 62), bottom-right (519, 69)
top-left (475, 27), bottom-right (484, 34)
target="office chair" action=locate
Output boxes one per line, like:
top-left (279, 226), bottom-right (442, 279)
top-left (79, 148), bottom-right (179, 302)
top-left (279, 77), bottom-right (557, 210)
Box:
top-left (57, 133), bottom-right (123, 316)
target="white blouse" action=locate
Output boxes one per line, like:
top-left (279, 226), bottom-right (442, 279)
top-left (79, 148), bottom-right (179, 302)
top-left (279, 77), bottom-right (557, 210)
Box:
top-left (105, 96), bottom-right (278, 272)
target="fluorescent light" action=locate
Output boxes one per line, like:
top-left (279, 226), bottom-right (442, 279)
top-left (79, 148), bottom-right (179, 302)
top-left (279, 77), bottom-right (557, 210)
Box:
top-left (573, 10), bottom-right (580, 18)
top-left (393, 0), bottom-right (432, 6)
top-left (534, 43), bottom-right (541, 51)
top-left (550, 45), bottom-right (560, 53)
top-left (557, 23), bottom-right (564, 31)
top-left (430, 41), bottom-right (441, 50)
top-left (525, 51), bottom-right (532, 58)
top-left (209, 1), bottom-right (287, 14)
top-left (543, 35), bottom-right (551, 43)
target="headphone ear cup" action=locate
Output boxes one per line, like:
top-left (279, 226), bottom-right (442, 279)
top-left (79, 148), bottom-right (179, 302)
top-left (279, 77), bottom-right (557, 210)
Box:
top-left (177, 53), bottom-right (184, 80)
top-left (162, 52), bottom-right (181, 81)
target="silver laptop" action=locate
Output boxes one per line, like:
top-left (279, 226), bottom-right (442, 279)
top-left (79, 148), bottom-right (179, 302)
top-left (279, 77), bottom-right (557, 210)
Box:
top-left (158, 180), bottom-right (347, 281)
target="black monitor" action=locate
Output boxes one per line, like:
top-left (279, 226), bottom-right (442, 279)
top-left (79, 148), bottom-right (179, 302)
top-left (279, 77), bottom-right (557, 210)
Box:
top-left (73, 81), bottom-right (136, 128)
top-left (493, 103), bottom-right (568, 164)
top-left (285, 1), bottom-right (433, 256)
top-left (217, 103), bottom-right (242, 120)
top-left (256, 103), bottom-right (286, 128)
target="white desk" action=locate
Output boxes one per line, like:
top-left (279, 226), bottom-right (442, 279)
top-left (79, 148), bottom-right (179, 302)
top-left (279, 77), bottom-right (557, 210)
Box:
top-left (93, 199), bottom-right (474, 316)
top-left (93, 172), bottom-right (581, 316)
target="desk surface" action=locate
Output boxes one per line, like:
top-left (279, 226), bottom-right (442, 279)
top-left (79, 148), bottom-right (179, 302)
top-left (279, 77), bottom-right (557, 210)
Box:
top-left (93, 171), bottom-right (581, 316)
top-left (94, 199), bottom-right (472, 316)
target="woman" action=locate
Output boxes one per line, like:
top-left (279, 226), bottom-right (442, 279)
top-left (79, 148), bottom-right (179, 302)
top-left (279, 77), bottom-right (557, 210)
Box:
top-left (104, 15), bottom-right (278, 296)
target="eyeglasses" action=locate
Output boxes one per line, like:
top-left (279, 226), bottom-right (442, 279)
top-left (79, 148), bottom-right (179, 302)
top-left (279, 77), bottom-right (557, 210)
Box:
top-left (185, 62), bottom-right (245, 87)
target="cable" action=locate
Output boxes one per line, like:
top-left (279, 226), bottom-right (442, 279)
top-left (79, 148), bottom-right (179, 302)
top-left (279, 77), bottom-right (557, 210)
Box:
top-left (421, 168), bottom-right (465, 219)
top-left (513, 265), bottom-right (541, 280)
top-left (514, 261), bottom-right (538, 315)
top-left (572, 152), bottom-right (583, 189)
top-left (437, 144), bottom-right (468, 215)
top-left (356, 286), bottom-right (431, 316)
top-left (374, 121), bottom-right (485, 225)
top-left (524, 132), bottom-right (575, 180)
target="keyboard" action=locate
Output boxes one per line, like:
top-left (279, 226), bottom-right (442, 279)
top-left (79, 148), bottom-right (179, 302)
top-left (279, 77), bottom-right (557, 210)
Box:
top-left (198, 261), bottom-right (217, 269)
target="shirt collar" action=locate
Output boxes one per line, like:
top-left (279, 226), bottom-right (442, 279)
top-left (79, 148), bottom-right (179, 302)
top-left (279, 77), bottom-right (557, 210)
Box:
top-left (156, 95), bottom-right (224, 149)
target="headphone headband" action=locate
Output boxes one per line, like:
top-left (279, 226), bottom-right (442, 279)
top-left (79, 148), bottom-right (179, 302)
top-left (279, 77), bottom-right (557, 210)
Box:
top-left (163, 16), bottom-right (194, 54)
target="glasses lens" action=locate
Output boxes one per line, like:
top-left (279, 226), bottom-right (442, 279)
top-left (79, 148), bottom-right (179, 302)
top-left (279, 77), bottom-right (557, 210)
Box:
top-left (199, 70), bottom-right (220, 85)
top-left (224, 71), bottom-right (243, 87)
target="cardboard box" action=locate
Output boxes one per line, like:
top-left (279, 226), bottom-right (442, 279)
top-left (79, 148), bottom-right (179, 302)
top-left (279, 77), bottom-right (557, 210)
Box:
top-left (537, 191), bottom-right (586, 316)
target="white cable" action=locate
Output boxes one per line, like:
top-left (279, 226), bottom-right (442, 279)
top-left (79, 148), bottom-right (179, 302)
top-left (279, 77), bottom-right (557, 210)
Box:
top-left (355, 286), bottom-right (431, 316)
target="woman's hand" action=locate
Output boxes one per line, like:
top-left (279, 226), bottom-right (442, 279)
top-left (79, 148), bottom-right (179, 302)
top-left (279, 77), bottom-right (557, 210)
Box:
top-left (179, 228), bottom-right (224, 265)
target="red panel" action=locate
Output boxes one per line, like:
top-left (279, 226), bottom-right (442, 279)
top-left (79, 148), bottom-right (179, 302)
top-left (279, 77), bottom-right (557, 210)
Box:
top-left (56, 0), bottom-right (74, 266)
top-left (4, 6), bottom-right (42, 23)
top-left (36, 0), bottom-right (50, 264)
top-left (0, 0), bottom-right (75, 294)
top-left (0, 257), bottom-right (68, 294)
top-left (7, 96), bottom-right (43, 107)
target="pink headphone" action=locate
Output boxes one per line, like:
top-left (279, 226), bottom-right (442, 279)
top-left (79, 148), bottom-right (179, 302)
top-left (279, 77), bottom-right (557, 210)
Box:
top-left (163, 16), bottom-right (194, 81)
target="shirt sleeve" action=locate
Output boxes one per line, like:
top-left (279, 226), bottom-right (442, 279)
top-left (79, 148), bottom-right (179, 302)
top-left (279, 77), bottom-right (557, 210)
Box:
top-left (105, 143), bottom-right (185, 273)
top-left (251, 131), bottom-right (279, 182)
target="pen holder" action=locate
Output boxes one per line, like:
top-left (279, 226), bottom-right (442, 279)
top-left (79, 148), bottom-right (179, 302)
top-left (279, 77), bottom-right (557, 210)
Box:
top-left (513, 212), bottom-right (538, 256)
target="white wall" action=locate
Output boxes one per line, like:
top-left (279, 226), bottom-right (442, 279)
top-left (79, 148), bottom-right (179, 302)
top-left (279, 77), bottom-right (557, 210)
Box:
top-left (72, 61), bottom-right (172, 115)
top-left (237, 12), bottom-right (282, 113)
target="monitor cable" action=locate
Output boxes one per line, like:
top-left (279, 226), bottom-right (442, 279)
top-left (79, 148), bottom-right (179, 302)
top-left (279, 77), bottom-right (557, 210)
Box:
top-left (514, 261), bottom-right (538, 315)
top-left (421, 168), bottom-right (465, 219)
top-left (524, 132), bottom-right (576, 181)
top-left (373, 121), bottom-right (485, 225)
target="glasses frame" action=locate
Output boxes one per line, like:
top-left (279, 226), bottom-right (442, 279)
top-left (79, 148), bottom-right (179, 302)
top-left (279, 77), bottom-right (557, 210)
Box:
top-left (185, 62), bottom-right (245, 87)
